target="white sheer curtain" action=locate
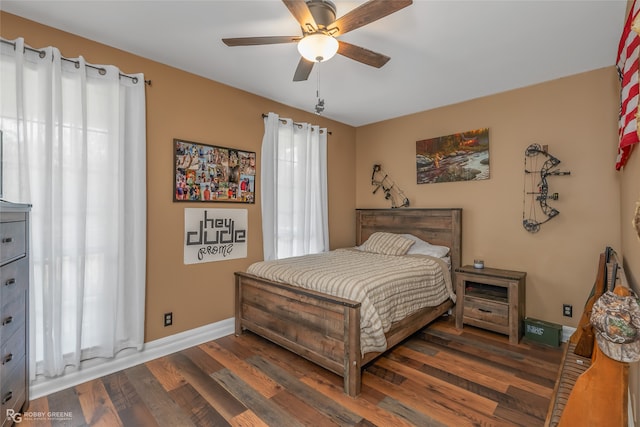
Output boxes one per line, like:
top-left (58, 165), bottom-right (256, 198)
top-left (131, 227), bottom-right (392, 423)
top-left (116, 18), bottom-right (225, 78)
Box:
top-left (261, 112), bottom-right (329, 260)
top-left (0, 38), bottom-right (146, 379)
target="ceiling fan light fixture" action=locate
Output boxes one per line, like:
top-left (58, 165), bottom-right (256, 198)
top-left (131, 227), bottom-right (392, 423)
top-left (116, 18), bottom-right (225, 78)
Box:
top-left (297, 33), bottom-right (338, 62)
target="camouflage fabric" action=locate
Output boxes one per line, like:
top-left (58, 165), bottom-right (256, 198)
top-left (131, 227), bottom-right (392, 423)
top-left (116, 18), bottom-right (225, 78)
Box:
top-left (590, 289), bottom-right (640, 363)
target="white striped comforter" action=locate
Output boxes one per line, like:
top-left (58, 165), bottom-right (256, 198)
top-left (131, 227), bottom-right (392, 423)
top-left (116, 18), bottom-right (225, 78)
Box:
top-left (246, 248), bottom-right (456, 355)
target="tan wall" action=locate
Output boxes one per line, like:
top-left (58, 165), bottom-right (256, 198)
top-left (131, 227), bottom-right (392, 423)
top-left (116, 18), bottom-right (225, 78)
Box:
top-left (1, 12), bottom-right (357, 342)
top-left (356, 68), bottom-right (622, 328)
top-left (621, 143), bottom-right (640, 427)
top-left (619, 53), bottom-right (640, 427)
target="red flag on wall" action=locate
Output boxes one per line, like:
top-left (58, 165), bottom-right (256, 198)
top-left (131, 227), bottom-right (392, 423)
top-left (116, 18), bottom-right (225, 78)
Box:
top-left (616, 0), bottom-right (640, 170)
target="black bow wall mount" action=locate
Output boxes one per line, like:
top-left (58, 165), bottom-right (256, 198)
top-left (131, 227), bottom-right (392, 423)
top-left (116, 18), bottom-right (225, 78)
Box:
top-left (371, 164), bottom-right (409, 208)
top-left (522, 144), bottom-right (571, 233)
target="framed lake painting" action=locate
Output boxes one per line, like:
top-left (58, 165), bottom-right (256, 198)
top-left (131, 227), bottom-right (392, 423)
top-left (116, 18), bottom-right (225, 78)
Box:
top-left (416, 128), bottom-right (489, 184)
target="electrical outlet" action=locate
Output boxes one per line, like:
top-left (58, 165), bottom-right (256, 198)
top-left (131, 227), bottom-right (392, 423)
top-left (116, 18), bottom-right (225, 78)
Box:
top-left (563, 304), bottom-right (573, 317)
top-left (164, 312), bottom-right (173, 327)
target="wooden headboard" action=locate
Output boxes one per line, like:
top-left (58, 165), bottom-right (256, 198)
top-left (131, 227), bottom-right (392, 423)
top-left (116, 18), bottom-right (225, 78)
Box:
top-left (355, 208), bottom-right (462, 274)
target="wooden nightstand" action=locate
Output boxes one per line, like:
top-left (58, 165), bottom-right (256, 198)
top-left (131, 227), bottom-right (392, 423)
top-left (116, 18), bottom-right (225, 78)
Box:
top-left (454, 265), bottom-right (526, 344)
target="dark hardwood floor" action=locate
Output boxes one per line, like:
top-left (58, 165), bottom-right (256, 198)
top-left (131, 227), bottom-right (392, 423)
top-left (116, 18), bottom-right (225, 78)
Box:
top-left (19, 316), bottom-right (563, 426)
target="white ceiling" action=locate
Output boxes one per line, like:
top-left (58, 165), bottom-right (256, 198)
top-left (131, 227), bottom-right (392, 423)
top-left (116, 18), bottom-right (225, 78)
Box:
top-left (1, 0), bottom-right (628, 126)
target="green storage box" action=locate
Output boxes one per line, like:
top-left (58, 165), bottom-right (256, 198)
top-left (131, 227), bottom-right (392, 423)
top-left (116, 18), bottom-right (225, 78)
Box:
top-left (524, 317), bottom-right (562, 347)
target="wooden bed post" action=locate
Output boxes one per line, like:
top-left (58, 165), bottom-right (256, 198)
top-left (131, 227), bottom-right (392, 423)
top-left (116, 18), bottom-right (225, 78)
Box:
top-left (234, 274), bottom-right (243, 336)
top-left (344, 305), bottom-right (361, 397)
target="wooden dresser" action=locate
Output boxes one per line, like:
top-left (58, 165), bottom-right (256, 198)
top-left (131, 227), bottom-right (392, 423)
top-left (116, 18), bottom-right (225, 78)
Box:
top-left (0, 200), bottom-right (30, 426)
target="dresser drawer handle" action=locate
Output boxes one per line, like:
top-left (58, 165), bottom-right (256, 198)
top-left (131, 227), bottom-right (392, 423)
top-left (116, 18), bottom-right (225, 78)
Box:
top-left (2, 353), bottom-right (12, 365)
top-left (1, 237), bottom-right (14, 244)
top-left (4, 278), bottom-right (16, 287)
top-left (1, 391), bottom-right (12, 405)
top-left (2, 316), bottom-right (13, 326)
top-left (478, 308), bottom-right (492, 313)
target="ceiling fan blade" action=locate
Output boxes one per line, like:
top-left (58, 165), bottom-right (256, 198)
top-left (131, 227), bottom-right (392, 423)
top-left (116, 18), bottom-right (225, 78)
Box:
top-left (293, 57), bottom-right (314, 81)
top-left (282, 0), bottom-right (317, 32)
top-left (222, 36), bottom-right (301, 46)
top-left (337, 41), bottom-right (390, 68)
top-left (329, 0), bottom-right (412, 37)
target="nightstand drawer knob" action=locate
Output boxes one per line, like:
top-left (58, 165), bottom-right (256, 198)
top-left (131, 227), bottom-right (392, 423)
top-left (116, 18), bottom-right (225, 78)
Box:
top-left (4, 278), bottom-right (16, 286)
top-left (2, 391), bottom-right (13, 404)
top-left (2, 316), bottom-right (13, 326)
top-left (478, 308), bottom-right (492, 313)
top-left (2, 237), bottom-right (14, 244)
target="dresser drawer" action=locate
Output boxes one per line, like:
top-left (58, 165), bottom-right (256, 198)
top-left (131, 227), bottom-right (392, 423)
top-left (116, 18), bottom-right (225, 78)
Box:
top-left (0, 354), bottom-right (26, 427)
top-left (0, 324), bottom-right (26, 381)
top-left (0, 221), bottom-right (26, 265)
top-left (463, 296), bottom-right (509, 326)
top-left (1, 258), bottom-right (28, 310)
top-left (0, 290), bottom-right (26, 348)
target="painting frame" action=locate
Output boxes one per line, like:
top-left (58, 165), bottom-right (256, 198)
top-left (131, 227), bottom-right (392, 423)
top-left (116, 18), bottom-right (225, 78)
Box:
top-left (416, 128), bottom-right (490, 184)
top-left (174, 138), bottom-right (256, 203)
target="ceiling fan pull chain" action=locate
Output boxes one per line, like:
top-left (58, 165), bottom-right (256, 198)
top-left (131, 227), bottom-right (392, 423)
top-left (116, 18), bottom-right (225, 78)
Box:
top-left (315, 61), bottom-right (325, 114)
top-left (317, 61), bottom-right (320, 98)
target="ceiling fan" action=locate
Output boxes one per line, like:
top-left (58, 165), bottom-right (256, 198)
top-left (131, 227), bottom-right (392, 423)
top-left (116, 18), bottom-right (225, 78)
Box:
top-left (222, 0), bottom-right (413, 82)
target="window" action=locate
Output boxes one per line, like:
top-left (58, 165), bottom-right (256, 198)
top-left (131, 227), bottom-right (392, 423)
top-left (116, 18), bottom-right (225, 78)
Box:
top-left (260, 113), bottom-right (329, 260)
top-left (0, 38), bottom-right (146, 378)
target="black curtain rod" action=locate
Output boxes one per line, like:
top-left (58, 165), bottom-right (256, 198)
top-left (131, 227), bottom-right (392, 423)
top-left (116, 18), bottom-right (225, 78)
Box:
top-left (1, 39), bottom-right (151, 86)
top-left (261, 113), bottom-right (332, 135)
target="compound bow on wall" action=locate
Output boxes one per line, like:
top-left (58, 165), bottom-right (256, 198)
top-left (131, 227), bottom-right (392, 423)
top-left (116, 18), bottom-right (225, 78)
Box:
top-left (371, 164), bottom-right (409, 208)
top-left (522, 144), bottom-right (571, 233)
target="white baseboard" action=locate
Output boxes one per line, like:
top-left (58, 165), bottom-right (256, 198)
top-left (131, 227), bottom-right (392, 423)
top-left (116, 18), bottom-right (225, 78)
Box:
top-left (562, 325), bottom-right (576, 343)
top-left (29, 317), bottom-right (235, 400)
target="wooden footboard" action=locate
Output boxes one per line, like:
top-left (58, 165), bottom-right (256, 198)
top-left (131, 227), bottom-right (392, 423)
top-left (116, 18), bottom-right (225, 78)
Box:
top-left (235, 271), bottom-right (454, 396)
top-left (235, 271), bottom-right (364, 396)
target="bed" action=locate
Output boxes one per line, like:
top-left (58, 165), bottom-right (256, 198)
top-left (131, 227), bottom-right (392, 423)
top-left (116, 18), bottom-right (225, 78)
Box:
top-left (234, 208), bottom-right (462, 396)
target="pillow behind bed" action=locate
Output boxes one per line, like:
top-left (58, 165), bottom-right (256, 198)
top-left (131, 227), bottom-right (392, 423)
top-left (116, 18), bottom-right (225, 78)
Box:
top-left (401, 234), bottom-right (450, 258)
top-left (361, 232), bottom-right (414, 256)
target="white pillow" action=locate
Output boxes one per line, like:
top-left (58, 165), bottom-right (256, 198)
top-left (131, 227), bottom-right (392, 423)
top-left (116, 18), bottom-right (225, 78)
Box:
top-left (360, 232), bottom-right (414, 256)
top-left (401, 234), bottom-right (450, 258)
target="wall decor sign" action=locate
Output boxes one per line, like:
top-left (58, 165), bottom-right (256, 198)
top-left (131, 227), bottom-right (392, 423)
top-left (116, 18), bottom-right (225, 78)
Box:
top-left (174, 138), bottom-right (256, 203)
top-left (184, 208), bottom-right (248, 264)
top-left (416, 128), bottom-right (490, 184)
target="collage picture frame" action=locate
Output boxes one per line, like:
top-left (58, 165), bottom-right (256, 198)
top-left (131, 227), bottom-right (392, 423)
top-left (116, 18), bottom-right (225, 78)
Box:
top-left (174, 138), bottom-right (256, 203)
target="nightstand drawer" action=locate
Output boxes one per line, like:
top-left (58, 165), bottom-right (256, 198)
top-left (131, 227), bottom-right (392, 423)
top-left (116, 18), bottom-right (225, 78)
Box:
top-left (464, 296), bottom-right (508, 326)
